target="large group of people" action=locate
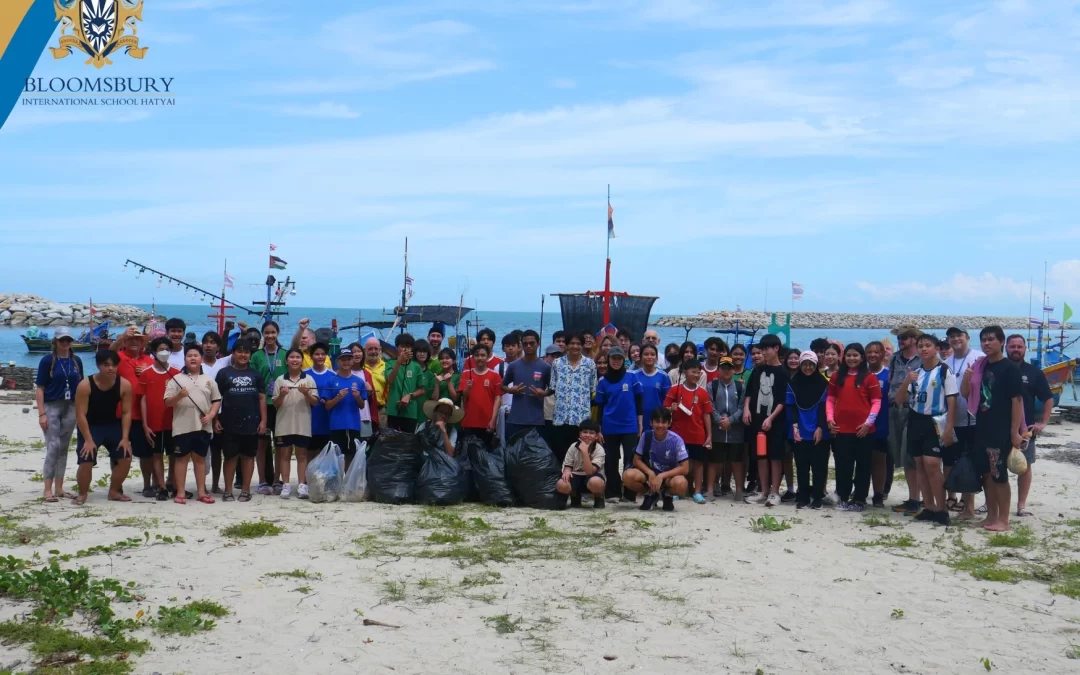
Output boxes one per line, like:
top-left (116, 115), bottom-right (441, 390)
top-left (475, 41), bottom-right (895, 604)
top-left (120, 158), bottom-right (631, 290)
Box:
top-left (33, 316), bottom-right (1054, 531)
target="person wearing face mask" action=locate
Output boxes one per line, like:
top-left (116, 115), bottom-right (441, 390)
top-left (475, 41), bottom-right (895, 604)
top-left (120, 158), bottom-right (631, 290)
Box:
top-left (138, 337), bottom-right (182, 501)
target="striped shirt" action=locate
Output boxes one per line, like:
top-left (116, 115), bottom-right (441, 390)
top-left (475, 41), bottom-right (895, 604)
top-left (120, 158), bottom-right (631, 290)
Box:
top-left (907, 362), bottom-right (958, 416)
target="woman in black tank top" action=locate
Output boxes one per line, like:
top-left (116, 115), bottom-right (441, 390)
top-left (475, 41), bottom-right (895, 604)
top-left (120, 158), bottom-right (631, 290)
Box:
top-left (86, 375), bottom-right (122, 426)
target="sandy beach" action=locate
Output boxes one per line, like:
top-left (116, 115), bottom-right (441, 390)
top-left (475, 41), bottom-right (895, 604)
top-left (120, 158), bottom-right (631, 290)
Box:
top-left (1, 397), bottom-right (1079, 674)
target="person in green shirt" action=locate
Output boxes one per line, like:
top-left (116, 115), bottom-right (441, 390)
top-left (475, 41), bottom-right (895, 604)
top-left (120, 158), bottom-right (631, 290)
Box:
top-left (432, 348), bottom-right (461, 403)
top-left (249, 321), bottom-right (288, 495)
top-left (426, 323), bottom-right (446, 375)
top-left (413, 339), bottom-right (437, 403)
top-left (385, 333), bottom-right (426, 433)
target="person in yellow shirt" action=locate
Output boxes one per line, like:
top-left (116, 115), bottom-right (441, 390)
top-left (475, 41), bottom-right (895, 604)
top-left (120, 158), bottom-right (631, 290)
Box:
top-left (362, 336), bottom-right (389, 430)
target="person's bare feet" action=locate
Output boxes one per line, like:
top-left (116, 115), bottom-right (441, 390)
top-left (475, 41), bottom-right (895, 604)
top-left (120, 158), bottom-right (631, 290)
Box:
top-left (108, 491), bottom-right (132, 502)
top-left (955, 510), bottom-right (976, 521)
top-left (71, 494), bottom-right (88, 505)
top-left (983, 521), bottom-right (1010, 532)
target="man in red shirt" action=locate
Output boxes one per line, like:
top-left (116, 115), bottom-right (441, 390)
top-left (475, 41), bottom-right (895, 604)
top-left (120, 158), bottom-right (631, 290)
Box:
top-left (663, 360), bottom-right (714, 502)
top-left (139, 337), bottom-right (180, 500)
top-left (115, 327), bottom-right (154, 493)
top-left (459, 344), bottom-right (502, 447)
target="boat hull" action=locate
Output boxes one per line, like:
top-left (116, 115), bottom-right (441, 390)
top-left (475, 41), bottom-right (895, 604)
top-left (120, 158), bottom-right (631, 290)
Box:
top-left (23, 339), bottom-right (98, 354)
top-left (1044, 359), bottom-right (1074, 406)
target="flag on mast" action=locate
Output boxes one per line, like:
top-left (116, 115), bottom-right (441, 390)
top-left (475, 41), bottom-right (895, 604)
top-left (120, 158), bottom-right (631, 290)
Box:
top-left (224, 272), bottom-right (235, 290)
top-left (405, 275), bottom-right (415, 300)
top-left (1064, 302), bottom-right (1074, 324)
top-left (269, 243), bottom-right (277, 251)
top-left (1043, 302), bottom-right (1054, 313)
top-left (270, 255), bottom-right (287, 270)
top-left (607, 203), bottom-right (615, 239)
top-left (88, 299), bottom-right (96, 315)
top-left (791, 282), bottom-right (804, 301)
top-left (1029, 317), bottom-right (1044, 327)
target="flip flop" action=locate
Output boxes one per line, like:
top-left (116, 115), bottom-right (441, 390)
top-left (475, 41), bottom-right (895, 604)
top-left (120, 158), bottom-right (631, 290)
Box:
top-left (975, 504), bottom-right (988, 514)
top-left (71, 495), bottom-right (87, 506)
top-left (1017, 508), bottom-right (1033, 517)
top-left (198, 494), bottom-right (215, 504)
top-left (951, 499), bottom-right (966, 513)
top-left (946, 497), bottom-right (959, 511)
top-left (109, 494), bottom-right (132, 502)
top-left (59, 491), bottom-right (78, 499)
top-left (222, 492), bottom-right (235, 502)
top-left (173, 496), bottom-right (186, 505)
top-left (43, 495), bottom-right (58, 503)
top-left (237, 491), bottom-right (252, 503)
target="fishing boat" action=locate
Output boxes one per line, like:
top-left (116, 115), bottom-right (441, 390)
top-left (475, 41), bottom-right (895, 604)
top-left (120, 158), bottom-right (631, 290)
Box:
top-left (552, 186), bottom-right (658, 338)
top-left (22, 321), bottom-right (111, 354)
top-left (1027, 272), bottom-right (1076, 404)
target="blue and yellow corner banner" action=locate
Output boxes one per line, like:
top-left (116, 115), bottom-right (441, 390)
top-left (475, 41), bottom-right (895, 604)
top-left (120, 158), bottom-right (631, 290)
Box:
top-left (0, 0), bottom-right (60, 130)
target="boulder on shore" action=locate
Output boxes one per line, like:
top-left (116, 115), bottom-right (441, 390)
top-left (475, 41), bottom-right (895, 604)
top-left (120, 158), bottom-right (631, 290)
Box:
top-left (655, 310), bottom-right (1072, 331)
top-left (0, 293), bottom-right (148, 328)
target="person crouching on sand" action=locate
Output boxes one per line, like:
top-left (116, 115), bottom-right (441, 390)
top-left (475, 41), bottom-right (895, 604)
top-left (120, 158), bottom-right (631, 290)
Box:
top-left (623, 408), bottom-right (689, 512)
top-left (556, 419), bottom-right (606, 509)
top-left (74, 350), bottom-right (134, 505)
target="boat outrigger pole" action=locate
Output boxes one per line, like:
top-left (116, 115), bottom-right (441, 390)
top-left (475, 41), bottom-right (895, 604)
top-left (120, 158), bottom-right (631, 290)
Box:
top-left (125, 259), bottom-right (258, 321)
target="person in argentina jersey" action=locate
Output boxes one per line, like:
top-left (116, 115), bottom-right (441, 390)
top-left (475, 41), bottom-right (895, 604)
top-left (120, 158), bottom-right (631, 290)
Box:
top-left (896, 334), bottom-right (957, 526)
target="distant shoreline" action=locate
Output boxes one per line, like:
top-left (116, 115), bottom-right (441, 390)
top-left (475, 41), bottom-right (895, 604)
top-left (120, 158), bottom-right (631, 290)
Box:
top-left (656, 310), bottom-right (1071, 331)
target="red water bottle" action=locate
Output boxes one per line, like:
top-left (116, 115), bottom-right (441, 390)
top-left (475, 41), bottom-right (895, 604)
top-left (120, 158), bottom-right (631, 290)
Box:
top-left (756, 432), bottom-right (767, 458)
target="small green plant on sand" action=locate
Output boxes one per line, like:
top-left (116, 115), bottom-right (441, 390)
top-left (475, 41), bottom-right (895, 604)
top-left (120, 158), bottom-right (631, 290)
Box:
top-left (850, 533), bottom-right (916, 549)
top-left (220, 519), bottom-right (283, 539)
top-left (891, 608), bottom-right (904, 619)
top-left (861, 512), bottom-right (900, 528)
top-left (265, 569), bottom-right (321, 581)
top-left (154, 600), bottom-right (228, 636)
top-left (981, 656), bottom-right (993, 671)
top-left (484, 614), bottom-right (522, 634)
top-left (749, 515), bottom-right (791, 532)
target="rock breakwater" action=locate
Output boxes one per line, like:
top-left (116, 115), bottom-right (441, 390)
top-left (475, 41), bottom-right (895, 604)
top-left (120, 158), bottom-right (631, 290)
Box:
top-left (0, 294), bottom-right (149, 327)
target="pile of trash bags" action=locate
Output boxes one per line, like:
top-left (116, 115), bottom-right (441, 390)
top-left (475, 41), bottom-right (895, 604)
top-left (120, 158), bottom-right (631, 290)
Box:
top-left (329, 426), bottom-right (563, 509)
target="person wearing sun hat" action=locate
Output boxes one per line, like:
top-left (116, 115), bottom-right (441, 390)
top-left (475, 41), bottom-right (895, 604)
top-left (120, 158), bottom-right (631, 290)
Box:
top-left (34, 326), bottom-right (85, 503)
top-left (420, 397), bottom-right (464, 455)
top-left (887, 323), bottom-right (923, 515)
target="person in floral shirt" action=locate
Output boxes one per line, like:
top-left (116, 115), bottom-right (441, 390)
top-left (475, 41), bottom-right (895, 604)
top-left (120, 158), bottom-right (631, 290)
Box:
top-left (550, 332), bottom-right (597, 463)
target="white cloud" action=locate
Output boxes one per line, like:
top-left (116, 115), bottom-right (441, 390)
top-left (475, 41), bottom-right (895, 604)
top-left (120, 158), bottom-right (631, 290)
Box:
top-left (855, 265), bottom-right (1080, 304)
top-left (3, 108), bottom-right (151, 131)
top-left (276, 101), bottom-right (361, 120)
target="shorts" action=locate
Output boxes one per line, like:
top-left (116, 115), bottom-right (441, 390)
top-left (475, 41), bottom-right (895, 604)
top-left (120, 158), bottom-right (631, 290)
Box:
top-left (569, 473), bottom-right (604, 495)
top-left (259, 406), bottom-right (277, 438)
top-left (275, 434), bottom-right (311, 449)
top-left (210, 433), bottom-right (224, 456)
top-left (972, 443), bottom-right (1010, 484)
top-left (906, 414), bottom-right (942, 459)
top-left (708, 442), bottom-right (743, 464)
top-left (686, 444), bottom-right (707, 462)
top-left (1024, 436), bottom-right (1037, 465)
top-left (871, 437), bottom-right (889, 454)
top-left (171, 431), bottom-right (210, 458)
top-left (750, 430), bottom-right (787, 461)
top-left (133, 429), bottom-right (171, 459)
top-left (889, 405), bottom-right (915, 469)
top-left (942, 425), bottom-right (974, 468)
top-left (330, 429), bottom-right (363, 457)
top-left (222, 433), bottom-right (259, 460)
top-left (76, 422), bottom-right (128, 466)
top-left (309, 434), bottom-right (330, 457)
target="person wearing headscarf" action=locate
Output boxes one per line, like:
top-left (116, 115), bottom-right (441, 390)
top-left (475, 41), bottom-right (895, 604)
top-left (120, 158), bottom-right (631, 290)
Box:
top-left (786, 351), bottom-right (830, 509)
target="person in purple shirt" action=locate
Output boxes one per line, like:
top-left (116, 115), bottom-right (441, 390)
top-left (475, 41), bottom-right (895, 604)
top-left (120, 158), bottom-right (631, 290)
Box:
top-left (622, 408), bottom-right (689, 512)
top-left (501, 330), bottom-right (552, 439)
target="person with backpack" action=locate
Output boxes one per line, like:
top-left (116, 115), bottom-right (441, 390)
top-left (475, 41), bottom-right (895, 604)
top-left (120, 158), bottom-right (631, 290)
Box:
top-left (708, 357), bottom-right (745, 502)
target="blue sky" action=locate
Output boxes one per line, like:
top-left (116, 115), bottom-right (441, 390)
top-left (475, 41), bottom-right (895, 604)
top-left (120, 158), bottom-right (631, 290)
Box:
top-left (3, 0), bottom-right (1080, 317)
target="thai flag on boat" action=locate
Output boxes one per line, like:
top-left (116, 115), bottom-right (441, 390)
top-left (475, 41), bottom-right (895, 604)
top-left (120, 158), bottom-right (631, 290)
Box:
top-left (1049, 319), bottom-right (1061, 327)
top-left (223, 273), bottom-right (235, 290)
top-left (1043, 303), bottom-right (1054, 313)
top-left (1029, 318), bottom-right (1044, 327)
top-left (792, 282), bottom-right (804, 301)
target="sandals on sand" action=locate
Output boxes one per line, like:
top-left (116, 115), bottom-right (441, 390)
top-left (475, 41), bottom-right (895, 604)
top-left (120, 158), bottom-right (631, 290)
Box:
top-left (946, 497), bottom-right (958, 511)
top-left (222, 492), bottom-right (235, 502)
top-left (1017, 508), bottom-right (1033, 517)
top-left (237, 492), bottom-right (252, 503)
top-left (198, 494), bottom-right (215, 505)
top-left (43, 495), bottom-right (58, 503)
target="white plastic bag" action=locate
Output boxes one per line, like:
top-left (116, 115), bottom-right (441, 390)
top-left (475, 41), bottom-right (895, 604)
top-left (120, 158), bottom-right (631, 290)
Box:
top-left (308, 442), bottom-right (343, 503)
top-left (343, 440), bottom-right (368, 502)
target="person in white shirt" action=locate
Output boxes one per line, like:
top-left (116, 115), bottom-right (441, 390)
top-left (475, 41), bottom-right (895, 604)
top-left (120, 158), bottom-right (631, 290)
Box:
top-left (943, 326), bottom-right (983, 519)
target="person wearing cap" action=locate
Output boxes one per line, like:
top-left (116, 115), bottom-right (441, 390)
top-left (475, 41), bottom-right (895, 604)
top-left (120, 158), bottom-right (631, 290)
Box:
top-left (426, 324), bottom-right (447, 375)
top-left (937, 339), bottom-right (952, 362)
top-left (888, 324), bottom-right (923, 515)
top-left (323, 346), bottom-right (368, 470)
top-left (113, 326), bottom-right (155, 493)
top-left (540, 344), bottom-right (562, 449)
top-left (419, 397), bottom-right (464, 455)
top-left (34, 326), bottom-right (85, 503)
top-left (942, 325), bottom-right (983, 517)
top-left (707, 356), bottom-right (745, 501)
top-left (595, 346), bottom-right (644, 501)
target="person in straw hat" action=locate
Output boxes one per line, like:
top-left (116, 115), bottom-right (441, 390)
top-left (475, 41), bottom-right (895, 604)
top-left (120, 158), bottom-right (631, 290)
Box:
top-left (420, 398), bottom-right (464, 456)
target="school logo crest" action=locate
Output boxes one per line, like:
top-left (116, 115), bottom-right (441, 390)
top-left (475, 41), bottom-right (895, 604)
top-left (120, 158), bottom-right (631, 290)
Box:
top-left (49, 0), bottom-right (148, 69)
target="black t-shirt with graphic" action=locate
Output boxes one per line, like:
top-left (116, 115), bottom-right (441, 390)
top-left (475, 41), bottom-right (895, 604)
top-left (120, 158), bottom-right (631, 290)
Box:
top-left (1016, 360), bottom-right (1053, 425)
top-left (215, 366), bottom-right (265, 435)
top-left (746, 364), bottom-right (789, 437)
top-left (974, 358), bottom-right (1022, 450)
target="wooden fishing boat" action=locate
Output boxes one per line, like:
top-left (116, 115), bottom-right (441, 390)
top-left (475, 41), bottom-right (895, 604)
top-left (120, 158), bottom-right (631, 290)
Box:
top-left (22, 321), bottom-right (112, 354)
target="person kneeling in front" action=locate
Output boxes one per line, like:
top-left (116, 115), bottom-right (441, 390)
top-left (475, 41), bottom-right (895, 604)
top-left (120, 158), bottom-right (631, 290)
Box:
top-left (556, 419), bottom-right (607, 509)
top-left (622, 407), bottom-right (689, 512)
top-left (74, 350), bottom-right (134, 505)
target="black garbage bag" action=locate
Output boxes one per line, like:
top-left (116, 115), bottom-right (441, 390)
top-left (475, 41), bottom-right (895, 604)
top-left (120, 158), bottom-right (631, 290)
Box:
top-left (455, 437), bottom-right (481, 503)
top-left (945, 455), bottom-right (982, 494)
top-left (464, 435), bottom-right (514, 507)
top-left (367, 430), bottom-right (424, 504)
top-left (416, 447), bottom-right (467, 506)
top-left (504, 428), bottom-right (560, 509)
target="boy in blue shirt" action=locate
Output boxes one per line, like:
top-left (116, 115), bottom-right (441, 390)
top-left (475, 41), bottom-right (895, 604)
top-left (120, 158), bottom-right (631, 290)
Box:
top-left (304, 342), bottom-right (336, 466)
top-left (324, 346), bottom-right (367, 470)
top-left (622, 408), bottom-right (690, 512)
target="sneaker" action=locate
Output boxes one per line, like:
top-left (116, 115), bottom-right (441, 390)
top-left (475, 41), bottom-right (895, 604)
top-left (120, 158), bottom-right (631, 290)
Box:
top-left (780, 490), bottom-right (797, 503)
top-left (570, 494), bottom-right (582, 508)
top-left (892, 500), bottom-right (914, 513)
top-left (639, 494), bottom-right (657, 511)
top-left (846, 501), bottom-right (865, 512)
top-left (755, 493), bottom-right (769, 504)
top-left (822, 491), bottom-right (841, 506)
top-left (662, 495), bottom-right (675, 512)
top-left (141, 487), bottom-right (156, 499)
top-left (593, 497), bottom-right (606, 509)
top-left (872, 496), bottom-right (885, 508)
top-left (156, 488), bottom-right (169, 501)
top-left (256, 483), bottom-right (272, 496)
top-left (713, 484), bottom-right (724, 498)
top-left (904, 501), bottom-right (924, 517)
top-left (297, 483), bottom-right (309, 500)
top-left (796, 501), bottom-right (809, 510)
top-left (280, 484), bottom-right (292, 499)
top-left (553, 493), bottom-right (569, 510)
top-left (935, 510), bottom-right (951, 526)
top-left (272, 482), bottom-right (283, 496)
top-left (692, 493), bottom-right (706, 505)
top-left (765, 493), bottom-right (781, 507)
top-left (914, 508), bottom-right (935, 521)
top-left (810, 498), bottom-right (823, 510)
